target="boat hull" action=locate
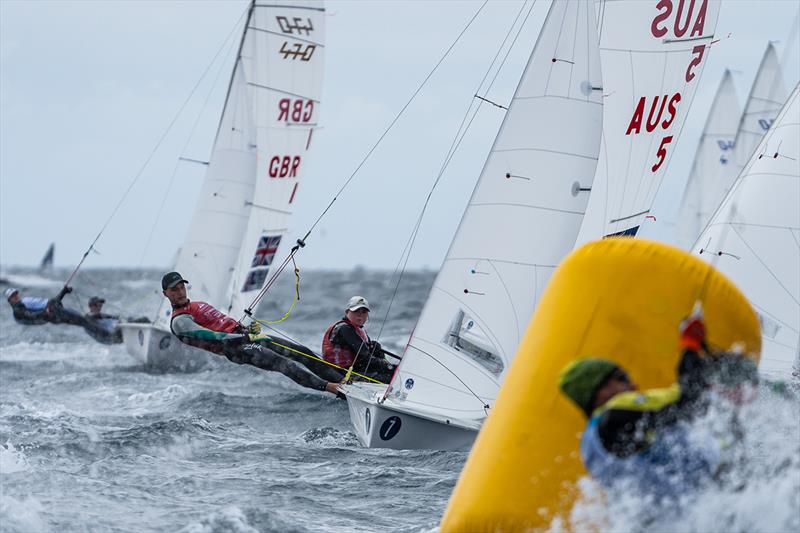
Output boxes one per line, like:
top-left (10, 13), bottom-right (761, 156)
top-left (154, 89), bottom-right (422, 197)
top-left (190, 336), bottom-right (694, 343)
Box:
top-left (118, 323), bottom-right (216, 372)
top-left (341, 383), bottom-right (477, 451)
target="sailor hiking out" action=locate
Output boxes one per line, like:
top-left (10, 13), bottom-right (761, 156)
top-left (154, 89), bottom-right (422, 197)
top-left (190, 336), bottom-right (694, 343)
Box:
top-left (322, 296), bottom-right (396, 383)
top-left (5, 286), bottom-right (110, 341)
top-left (558, 302), bottom-right (758, 500)
top-left (162, 272), bottom-right (342, 396)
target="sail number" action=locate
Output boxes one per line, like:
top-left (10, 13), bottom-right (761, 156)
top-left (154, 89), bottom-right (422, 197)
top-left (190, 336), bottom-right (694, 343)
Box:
top-left (625, 0), bottom-right (711, 173)
top-left (276, 16), bottom-right (314, 36)
top-left (650, 0), bottom-right (709, 39)
top-left (277, 98), bottom-right (314, 123)
top-left (280, 42), bottom-right (316, 61)
top-left (268, 155), bottom-right (301, 178)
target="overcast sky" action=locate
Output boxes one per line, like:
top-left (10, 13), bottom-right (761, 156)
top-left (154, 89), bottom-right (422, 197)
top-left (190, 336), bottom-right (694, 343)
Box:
top-left (1, 0), bottom-right (798, 271)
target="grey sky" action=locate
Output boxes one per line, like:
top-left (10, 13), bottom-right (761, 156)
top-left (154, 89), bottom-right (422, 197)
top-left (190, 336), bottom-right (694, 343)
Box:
top-left (1, 0), bottom-right (798, 271)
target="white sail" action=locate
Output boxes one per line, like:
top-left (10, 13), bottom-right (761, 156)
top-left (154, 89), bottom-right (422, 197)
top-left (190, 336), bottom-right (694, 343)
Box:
top-left (155, 0), bottom-right (325, 325)
top-left (729, 43), bottom-right (786, 171)
top-left (386, 0), bottom-right (603, 422)
top-left (674, 70), bottom-right (740, 250)
top-left (693, 84), bottom-right (800, 378)
top-left (576, 0), bottom-right (721, 241)
top-left (227, 1), bottom-right (325, 316)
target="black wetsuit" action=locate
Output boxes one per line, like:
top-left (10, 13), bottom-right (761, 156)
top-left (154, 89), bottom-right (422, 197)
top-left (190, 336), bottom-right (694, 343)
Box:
top-left (328, 321), bottom-right (396, 383)
top-left (169, 301), bottom-right (340, 392)
top-left (10, 287), bottom-right (108, 339)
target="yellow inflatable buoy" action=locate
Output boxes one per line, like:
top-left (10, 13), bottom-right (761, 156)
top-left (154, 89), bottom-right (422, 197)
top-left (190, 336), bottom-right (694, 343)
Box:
top-left (440, 238), bottom-right (760, 532)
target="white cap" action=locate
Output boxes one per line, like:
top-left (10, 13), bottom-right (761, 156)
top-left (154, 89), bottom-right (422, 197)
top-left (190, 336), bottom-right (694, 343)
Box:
top-left (4, 287), bottom-right (19, 300)
top-left (346, 296), bottom-right (370, 312)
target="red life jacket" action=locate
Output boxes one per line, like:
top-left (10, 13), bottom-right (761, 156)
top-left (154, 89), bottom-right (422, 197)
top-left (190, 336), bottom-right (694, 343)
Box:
top-left (171, 301), bottom-right (242, 333)
top-left (322, 318), bottom-right (368, 367)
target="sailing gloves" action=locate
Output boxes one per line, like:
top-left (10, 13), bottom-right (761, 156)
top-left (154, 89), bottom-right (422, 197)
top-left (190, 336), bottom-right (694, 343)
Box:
top-left (248, 321), bottom-right (262, 335)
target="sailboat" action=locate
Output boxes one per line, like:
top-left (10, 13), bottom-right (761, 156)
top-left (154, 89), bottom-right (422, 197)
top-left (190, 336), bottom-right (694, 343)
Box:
top-left (728, 43), bottom-right (787, 172)
top-left (675, 45), bottom-right (786, 251)
top-left (119, 0), bottom-right (325, 369)
top-left (673, 70), bottom-right (741, 250)
top-left (39, 243), bottom-right (55, 272)
top-left (693, 83), bottom-right (800, 378)
top-left (339, 0), bottom-right (604, 451)
top-left (340, 0), bottom-right (722, 451)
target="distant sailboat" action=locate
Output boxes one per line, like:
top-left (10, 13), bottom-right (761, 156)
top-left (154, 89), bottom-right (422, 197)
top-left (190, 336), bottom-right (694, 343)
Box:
top-left (119, 0), bottom-right (326, 368)
top-left (693, 83), bottom-right (800, 379)
top-left (729, 43), bottom-right (787, 172)
top-left (673, 70), bottom-right (741, 250)
top-left (39, 243), bottom-right (54, 272)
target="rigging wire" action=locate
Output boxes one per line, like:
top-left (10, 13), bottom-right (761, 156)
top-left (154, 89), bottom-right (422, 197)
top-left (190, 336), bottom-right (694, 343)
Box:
top-left (60, 6), bottom-right (250, 292)
top-left (137, 18), bottom-right (243, 269)
top-left (374, 0), bottom-right (538, 347)
top-left (240, 0), bottom-right (490, 317)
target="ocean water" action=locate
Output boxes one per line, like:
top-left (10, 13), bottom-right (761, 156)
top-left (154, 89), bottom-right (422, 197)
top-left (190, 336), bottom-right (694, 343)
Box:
top-left (1, 267), bottom-right (460, 532)
top-left (2, 268), bottom-right (799, 532)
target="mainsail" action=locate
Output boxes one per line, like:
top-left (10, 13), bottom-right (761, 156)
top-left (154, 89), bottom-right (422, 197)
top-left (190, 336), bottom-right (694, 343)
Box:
top-left (693, 84), bottom-right (800, 378)
top-left (386, 0), bottom-right (603, 422)
top-left (673, 70), bottom-right (740, 250)
top-left (155, 0), bottom-right (325, 325)
top-left (576, 0), bottom-right (721, 241)
top-left (729, 43), bottom-right (787, 172)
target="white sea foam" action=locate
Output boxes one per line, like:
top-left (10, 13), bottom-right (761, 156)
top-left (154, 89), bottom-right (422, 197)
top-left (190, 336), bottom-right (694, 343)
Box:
top-left (178, 506), bottom-right (259, 533)
top-left (2, 273), bottom-right (60, 289)
top-left (0, 494), bottom-right (49, 532)
top-left (0, 441), bottom-right (29, 474)
top-left (128, 384), bottom-right (189, 407)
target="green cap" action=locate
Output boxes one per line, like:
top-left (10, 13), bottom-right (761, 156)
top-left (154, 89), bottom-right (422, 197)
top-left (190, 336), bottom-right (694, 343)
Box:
top-left (558, 358), bottom-right (619, 416)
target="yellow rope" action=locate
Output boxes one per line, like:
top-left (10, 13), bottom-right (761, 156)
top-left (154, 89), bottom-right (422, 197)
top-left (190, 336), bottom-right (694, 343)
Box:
top-left (267, 339), bottom-right (385, 385)
top-left (254, 267), bottom-right (301, 326)
top-left (249, 264), bottom-right (385, 385)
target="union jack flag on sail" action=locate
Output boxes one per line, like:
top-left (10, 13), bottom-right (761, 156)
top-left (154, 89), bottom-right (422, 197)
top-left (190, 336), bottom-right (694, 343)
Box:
top-left (241, 234), bottom-right (283, 292)
top-left (250, 235), bottom-right (282, 267)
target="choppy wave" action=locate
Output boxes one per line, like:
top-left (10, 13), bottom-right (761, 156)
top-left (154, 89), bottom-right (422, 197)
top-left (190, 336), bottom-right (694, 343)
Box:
top-left (3, 267), bottom-right (797, 532)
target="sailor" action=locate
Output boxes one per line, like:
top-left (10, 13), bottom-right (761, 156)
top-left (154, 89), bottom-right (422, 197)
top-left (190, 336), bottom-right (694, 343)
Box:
top-left (161, 272), bottom-right (342, 396)
top-left (83, 296), bottom-right (149, 345)
top-left (5, 286), bottom-right (108, 339)
top-left (322, 296), bottom-right (396, 383)
top-left (558, 303), bottom-right (758, 499)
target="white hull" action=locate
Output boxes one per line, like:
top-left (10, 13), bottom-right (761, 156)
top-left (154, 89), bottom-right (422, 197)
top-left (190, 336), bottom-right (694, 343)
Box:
top-left (118, 323), bottom-right (216, 372)
top-left (340, 383), bottom-right (478, 451)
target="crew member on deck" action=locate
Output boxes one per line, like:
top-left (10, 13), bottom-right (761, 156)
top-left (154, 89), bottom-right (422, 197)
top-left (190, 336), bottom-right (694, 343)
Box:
top-left (83, 296), bottom-right (149, 345)
top-left (161, 272), bottom-right (342, 396)
top-left (558, 302), bottom-right (758, 499)
top-left (5, 286), bottom-right (108, 339)
top-left (322, 296), bottom-right (397, 383)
